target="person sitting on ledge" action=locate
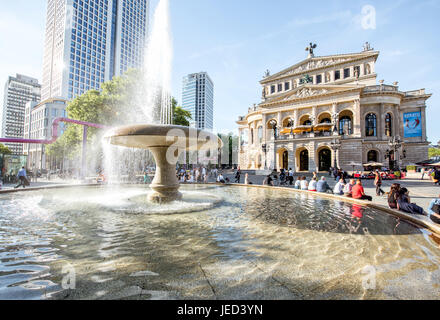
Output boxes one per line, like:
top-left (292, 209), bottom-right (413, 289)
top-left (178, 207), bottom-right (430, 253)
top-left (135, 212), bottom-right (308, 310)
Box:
top-left (352, 180), bottom-right (372, 201)
top-left (343, 179), bottom-right (355, 197)
top-left (317, 176), bottom-right (332, 194)
top-left (387, 183), bottom-right (400, 209)
top-left (217, 173), bottom-right (225, 184)
top-left (294, 177), bottom-right (301, 189)
top-left (300, 176), bottom-right (308, 190)
top-left (396, 187), bottom-right (425, 215)
top-left (308, 177), bottom-right (317, 192)
top-left (428, 194), bottom-right (440, 224)
top-left (263, 175), bottom-right (273, 186)
top-left (333, 178), bottom-right (345, 195)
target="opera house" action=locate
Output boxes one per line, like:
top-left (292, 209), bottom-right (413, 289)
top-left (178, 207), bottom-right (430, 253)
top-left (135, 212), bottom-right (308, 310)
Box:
top-left (236, 43), bottom-right (431, 173)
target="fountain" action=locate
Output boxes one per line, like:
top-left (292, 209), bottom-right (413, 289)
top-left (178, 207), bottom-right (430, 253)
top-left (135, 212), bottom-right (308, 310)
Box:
top-left (1, 0), bottom-right (440, 301)
top-left (103, 0), bottom-right (221, 203)
top-left (104, 124), bottom-right (221, 202)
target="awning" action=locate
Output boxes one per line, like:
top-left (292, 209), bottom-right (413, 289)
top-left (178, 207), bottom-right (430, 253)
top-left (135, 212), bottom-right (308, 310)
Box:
top-left (313, 124), bottom-right (333, 131)
top-left (292, 126), bottom-right (313, 133)
top-left (363, 162), bottom-right (384, 167)
top-left (280, 128), bottom-right (293, 135)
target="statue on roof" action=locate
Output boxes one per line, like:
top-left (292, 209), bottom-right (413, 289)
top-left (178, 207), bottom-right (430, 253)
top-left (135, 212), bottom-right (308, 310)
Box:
top-left (264, 69), bottom-right (270, 78)
top-left (305, 43), bottom-right (317, 58)
top-left (363, 42), bottom-right (373, 51)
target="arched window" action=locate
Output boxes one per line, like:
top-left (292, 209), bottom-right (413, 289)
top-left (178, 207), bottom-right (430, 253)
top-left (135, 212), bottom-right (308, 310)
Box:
top-left (365, 113), bottom-right (377, 137)
top-left (367, 150), bottom-right (378, 162)
top-left (385, 113), bottom-right (392, 137)
top-left (303, 120), bottom-right (312, 126)
top-left (320, 118), bottom-right (331, 124)
top-left (339, 116), bottom-right (352, 135)
top-left (257, 126), bottom-right (263, 143)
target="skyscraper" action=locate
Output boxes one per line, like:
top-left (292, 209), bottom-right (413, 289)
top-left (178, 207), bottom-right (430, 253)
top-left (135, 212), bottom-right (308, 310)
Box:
top-left (1, 74), bottom-right (41, 155)
top-left (182, 72), bottom-right (214, 130)
top-left (41, 0), bottom-right (149, 101)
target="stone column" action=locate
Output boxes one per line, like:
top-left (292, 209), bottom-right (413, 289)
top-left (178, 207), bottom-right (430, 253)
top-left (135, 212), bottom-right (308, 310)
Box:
top-left (353, 99), bottom-right (361, 137)
top-left (379, 103), bottom-right (385, 140)
top-left (309, 142), bottom-right (316, 172)
top-left (262, 113), bottom-right (267, 143)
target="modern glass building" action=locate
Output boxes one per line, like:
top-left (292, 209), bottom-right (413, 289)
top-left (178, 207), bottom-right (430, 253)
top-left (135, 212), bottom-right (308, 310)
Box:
top-left (182, 72), bottom-right (214, 130)
top-left (41, 0), bottom-right (149, 101)
top-left (1, 74), bottom-right (41, 155)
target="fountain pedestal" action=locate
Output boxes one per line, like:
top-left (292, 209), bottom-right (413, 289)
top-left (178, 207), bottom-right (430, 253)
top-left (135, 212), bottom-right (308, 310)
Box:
top-left (148, 146), bottom-right (182, 203)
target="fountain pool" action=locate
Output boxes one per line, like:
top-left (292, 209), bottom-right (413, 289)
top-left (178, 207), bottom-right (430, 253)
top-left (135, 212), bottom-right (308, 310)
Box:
top-left (1, 184), bottom-right (440, 300)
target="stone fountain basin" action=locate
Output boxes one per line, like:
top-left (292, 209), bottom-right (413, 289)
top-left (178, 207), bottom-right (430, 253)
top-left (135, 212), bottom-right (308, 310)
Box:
top-left (104, 124), bottom-right (222, 150)
top-left (104, 124), bottom-right (223, 203)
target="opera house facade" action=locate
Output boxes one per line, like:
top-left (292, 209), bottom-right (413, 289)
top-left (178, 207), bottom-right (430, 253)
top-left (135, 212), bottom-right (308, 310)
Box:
top-left (237, 44), bottom-right (431, 173)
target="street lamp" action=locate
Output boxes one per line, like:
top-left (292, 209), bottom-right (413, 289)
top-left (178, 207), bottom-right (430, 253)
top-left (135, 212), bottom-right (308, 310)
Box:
top-left (330, 139), bottom-right (341, 169)
top-left (269, 120), bottom-right (277, 140)
top-left (388, 136), bottom-right (402, 170)
top-left (262, 144), bottom-right (267, 169)
top-left (287, 118), bottom-right (294, 135)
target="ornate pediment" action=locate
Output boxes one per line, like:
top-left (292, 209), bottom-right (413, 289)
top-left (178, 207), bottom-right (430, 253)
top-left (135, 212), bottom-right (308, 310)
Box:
top-left (261, 84), bottom-right (362, 106)
top-left (261, 51), bottom-right (379, 84)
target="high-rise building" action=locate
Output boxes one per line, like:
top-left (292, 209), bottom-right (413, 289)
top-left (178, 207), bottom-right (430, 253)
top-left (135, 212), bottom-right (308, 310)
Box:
top-left (41, 0), bottom-right (149, 101)
top-left (182, 72), bottom-right (214, 130)
top-left (23, 98), bottom-right (68, 170)
top-left (1, 74), bottom-right (41, 155)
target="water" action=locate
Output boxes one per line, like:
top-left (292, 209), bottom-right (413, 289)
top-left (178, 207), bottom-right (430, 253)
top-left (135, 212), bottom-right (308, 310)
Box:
top-left (138, 0), bottom-right (173, 124)
top-left (1, 185), bottom-right (439, 300)
top-left (102, 0), bottom-right (173, 183)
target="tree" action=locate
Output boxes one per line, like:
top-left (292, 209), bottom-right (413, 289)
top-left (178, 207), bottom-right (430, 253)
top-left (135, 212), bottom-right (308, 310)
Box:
top-left (171, 97), bottom-right (192, 126)
top-left (0, 143), bottom-right (11, 155)
top-left (429, 148), bottom-right (440, 159)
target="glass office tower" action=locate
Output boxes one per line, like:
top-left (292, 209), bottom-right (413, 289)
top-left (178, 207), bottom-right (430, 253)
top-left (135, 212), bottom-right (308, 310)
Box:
top-left (182, 72), bottom-right (214, 130)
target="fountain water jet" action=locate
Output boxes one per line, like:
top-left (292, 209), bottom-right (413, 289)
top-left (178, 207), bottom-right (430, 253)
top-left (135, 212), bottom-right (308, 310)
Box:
top-left (104, 0), bottom-right (221, 203)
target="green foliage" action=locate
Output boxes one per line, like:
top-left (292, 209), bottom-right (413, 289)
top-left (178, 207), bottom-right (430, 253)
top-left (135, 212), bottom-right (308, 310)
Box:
top-left (171, 97), bottom-right (192, 126)
top-left (47, 69), bottom-right (143, 158)
top-left (429, 148), bottom-right (440, 158)
top-left (0, 143), bottom-right (11, 155)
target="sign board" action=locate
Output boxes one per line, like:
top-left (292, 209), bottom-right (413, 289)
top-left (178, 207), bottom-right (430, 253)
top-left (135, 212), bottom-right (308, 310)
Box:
top-left (403, 112), bottom-right (422, 138)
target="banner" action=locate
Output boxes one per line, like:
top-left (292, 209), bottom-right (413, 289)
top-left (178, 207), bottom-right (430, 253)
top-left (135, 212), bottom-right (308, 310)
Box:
top-left (403, 112), bottom-right (422, 138)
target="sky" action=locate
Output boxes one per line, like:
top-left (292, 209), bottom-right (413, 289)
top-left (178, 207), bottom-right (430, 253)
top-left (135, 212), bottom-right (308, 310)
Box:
top-left (0, 0), bottom-right (439, 143)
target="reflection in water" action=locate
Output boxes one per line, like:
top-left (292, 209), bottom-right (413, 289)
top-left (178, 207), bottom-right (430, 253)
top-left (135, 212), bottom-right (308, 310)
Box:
top-left (0, 185), bottom-right (439, 300)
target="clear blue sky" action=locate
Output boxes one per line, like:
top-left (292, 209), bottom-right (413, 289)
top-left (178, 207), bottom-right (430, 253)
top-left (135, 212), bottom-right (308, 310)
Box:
top-left (1, 0), bottom-right (439, 143)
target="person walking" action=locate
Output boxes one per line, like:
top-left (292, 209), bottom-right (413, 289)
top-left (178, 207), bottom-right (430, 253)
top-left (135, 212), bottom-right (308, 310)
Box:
top-left (421, 167), bottom-right (426, 180)
top-left (288, 168), bottom-right (294, 185)
top-left (374, 171), bottom-right (385, 196)
top-left (14, 167), bottom-right (28, 189)
top-left (234, 168), bottom-right (241, 183)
